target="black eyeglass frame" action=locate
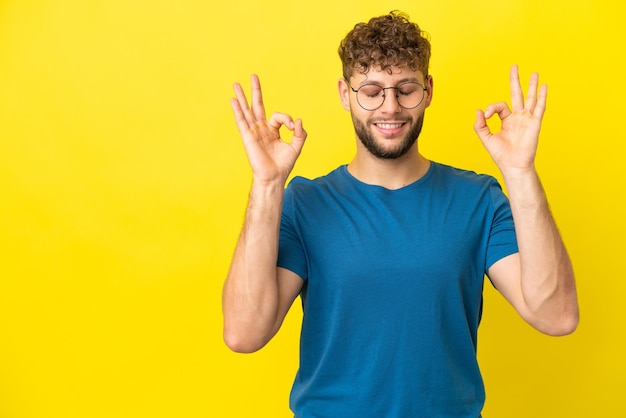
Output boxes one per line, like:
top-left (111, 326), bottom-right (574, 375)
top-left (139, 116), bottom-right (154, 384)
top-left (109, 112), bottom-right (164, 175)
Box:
top-left (348, 81), bottom-right (428, 111)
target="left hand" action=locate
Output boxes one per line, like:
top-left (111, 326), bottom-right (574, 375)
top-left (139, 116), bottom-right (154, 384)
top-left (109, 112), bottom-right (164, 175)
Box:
top-left (473, 65), bottom-right (547, 176)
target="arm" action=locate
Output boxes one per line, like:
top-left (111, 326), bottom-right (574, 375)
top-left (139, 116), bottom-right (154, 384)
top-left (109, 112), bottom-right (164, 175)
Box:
top-left (222, 75), bottom-right (307, 353)
top-left (474, 65), bottom-right (579, 336)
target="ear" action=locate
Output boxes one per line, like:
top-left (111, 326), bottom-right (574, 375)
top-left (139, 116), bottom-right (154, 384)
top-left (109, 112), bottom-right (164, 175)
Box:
top-left (424, 75), bottom-right (434, 108)
top-left (338, 78), bottom-right (351, 111)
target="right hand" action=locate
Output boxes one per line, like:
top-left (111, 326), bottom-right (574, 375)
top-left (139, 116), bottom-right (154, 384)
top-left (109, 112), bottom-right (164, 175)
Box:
top-left (230, 74), bottom-right (307, 184)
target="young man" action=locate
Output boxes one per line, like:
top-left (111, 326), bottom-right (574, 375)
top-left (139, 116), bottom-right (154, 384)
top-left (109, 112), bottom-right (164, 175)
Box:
top-left (223, 11), bottom-right (579, 418)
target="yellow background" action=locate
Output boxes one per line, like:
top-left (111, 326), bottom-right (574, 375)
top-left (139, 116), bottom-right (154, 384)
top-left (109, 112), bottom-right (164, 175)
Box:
top-left (0, 0), bottom-right (623, 417)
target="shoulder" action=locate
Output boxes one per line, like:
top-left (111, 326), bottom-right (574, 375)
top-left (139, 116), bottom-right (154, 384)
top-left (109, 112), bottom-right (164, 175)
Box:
top-left (430, 161), bottom-right (497, 187)
top-left (282, 166), bottom-right (351, 222)
top-left (431, 162), bottom-right (500, 191)
top-left (285, 166), bottom-right (349, 196)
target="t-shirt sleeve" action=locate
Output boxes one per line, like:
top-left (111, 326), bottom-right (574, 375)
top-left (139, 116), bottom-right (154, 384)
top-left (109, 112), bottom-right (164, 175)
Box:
top-left (277, 182), bottom-right (308, 281)
top-left (485, 179), bottom-right (519, 273)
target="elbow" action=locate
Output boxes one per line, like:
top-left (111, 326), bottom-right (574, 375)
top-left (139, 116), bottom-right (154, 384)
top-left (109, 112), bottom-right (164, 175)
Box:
top-left (223, 327), bottom-right (268, 354)
top-left (534, 308), bottom-right (580, 336)
top-left (545, 312), bottom-right (579, 336)
top-left (224, 339), bottom-right (262, 354)
top-left (527, 277), bottom-right (580, 336)
top-left (222, 303), bottom-right (277, 353)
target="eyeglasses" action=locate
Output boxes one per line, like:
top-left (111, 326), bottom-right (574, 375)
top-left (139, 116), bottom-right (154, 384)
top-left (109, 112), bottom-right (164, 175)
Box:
top-left (349, 81), bottom-right (427, 111)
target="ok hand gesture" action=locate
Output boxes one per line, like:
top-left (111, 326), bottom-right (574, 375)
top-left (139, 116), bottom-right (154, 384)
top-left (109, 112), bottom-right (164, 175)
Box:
top-left (231, 75), bottom-right (307, 185)
top-left (474, 65), bottom-right (546, 177)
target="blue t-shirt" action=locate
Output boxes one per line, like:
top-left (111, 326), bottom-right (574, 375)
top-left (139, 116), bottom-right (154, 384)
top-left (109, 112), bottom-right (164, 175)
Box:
top-left (278, 162), bottom-right (518, 418)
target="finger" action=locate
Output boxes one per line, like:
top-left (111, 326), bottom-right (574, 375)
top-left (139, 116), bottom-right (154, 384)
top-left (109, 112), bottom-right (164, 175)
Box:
top-left (268, 112), bottom-right (295, 131)
top-left (233, 81), bottom-right (256, 127)
top-left (525, 72), bottom-right (539, 113)
top-left (510, 65), bottom-right (524, 112)
top-left (473, 109), bottom-right (491, 143)
top-left (250, 74), bottom-right (267, 122)
top-left (533, 83), bottom-right (548, 120)
top-left (290, 118), bottom-right (308, 154)
top-left (483, 102), bottom-right (511, 120)
top-left (230, 97), bottom-right (250, 133)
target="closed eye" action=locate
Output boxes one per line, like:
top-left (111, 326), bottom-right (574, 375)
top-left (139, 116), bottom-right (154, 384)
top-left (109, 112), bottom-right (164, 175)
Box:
top-left (359, 85), bottom-right (384, 98)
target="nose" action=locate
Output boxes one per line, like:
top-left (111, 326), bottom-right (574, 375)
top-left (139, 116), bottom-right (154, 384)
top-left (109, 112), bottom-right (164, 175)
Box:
top-left (380, 89), bottom-right (402, 113)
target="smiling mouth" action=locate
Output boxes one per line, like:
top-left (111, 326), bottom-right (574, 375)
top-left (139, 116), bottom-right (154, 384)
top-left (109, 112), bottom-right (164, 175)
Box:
top-left (374, 122), bottom-right (405, 129)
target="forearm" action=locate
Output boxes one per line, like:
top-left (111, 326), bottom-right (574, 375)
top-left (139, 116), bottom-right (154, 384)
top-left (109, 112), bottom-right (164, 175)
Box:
top-left (503, 168), bottom-right (579, 333)
top-left (222, 180), bottom-right (285, 351)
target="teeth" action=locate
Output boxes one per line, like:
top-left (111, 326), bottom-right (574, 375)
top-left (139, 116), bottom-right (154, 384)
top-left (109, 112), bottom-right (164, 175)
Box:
top-left (377, 123), bottom-right (403, 129)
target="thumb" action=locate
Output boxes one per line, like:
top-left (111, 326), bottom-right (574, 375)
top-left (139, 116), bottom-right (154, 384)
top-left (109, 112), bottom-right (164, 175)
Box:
top-left (473, 109), bottom-right (491, 143)
top-left (290, 119), bottom-right (307, 155)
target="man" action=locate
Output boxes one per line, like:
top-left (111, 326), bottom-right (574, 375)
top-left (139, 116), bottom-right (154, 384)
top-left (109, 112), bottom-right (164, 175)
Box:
top-left (222, 11), bottom-right (579, 418)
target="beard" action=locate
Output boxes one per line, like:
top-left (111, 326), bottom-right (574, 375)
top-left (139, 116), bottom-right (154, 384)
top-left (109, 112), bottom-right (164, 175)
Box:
top-left (351, 112), bottom-right (424, 160)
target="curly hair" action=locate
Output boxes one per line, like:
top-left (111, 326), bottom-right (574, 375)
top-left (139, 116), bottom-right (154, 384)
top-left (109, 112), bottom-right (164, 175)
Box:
top-left (338, 11), bottom-right (431, 80)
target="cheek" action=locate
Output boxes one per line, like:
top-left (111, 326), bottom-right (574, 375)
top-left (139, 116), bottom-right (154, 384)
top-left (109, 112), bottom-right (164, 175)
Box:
top-left (351, 109), bottom-right (373, 126)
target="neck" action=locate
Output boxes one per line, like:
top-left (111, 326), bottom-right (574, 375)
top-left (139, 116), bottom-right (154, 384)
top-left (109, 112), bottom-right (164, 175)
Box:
top-left (347, 146), bottom-right (430, 190)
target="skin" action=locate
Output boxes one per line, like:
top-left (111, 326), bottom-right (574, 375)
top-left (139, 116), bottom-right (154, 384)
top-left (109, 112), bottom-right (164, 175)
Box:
top-left (474, 66), bottom-right (578, 335)
top-left (347, 76), bottom-right (426, 160)
top-left (222, 65), bottom-right (579, 353)
top-left (223, 75), bottom-right (306, 353)
top-left (337, 67), bottom-right (433, 189)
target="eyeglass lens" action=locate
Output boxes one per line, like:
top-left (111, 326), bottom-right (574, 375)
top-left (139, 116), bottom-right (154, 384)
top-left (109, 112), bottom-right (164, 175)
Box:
top-left (356, 82), bottom-right (425, 110)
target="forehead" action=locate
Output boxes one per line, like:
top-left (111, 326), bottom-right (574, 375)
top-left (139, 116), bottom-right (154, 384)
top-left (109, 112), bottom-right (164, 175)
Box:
top-left (349, 65), bottom-right (425, 85)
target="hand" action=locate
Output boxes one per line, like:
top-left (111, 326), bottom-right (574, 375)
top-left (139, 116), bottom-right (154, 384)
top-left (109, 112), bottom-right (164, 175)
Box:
top-left (473, 65), bottom-right (546, 176)
top-left (230, 74), bottom-right (307, 184)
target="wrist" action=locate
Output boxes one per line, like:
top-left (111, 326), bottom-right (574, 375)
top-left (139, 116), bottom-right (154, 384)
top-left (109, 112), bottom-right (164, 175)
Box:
top-left (250, 178), bottom-right (287, 205)
top-left (500, 165), bottom-right (539, 185)
top-left (501, 167), bottom-right (547, 208)
top-left (252, 176), bottom-right (287, 191)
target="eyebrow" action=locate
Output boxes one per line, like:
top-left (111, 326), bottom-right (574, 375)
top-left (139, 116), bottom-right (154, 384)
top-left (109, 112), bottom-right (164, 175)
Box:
top-left (357, 77), bottom-right (421, 87)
